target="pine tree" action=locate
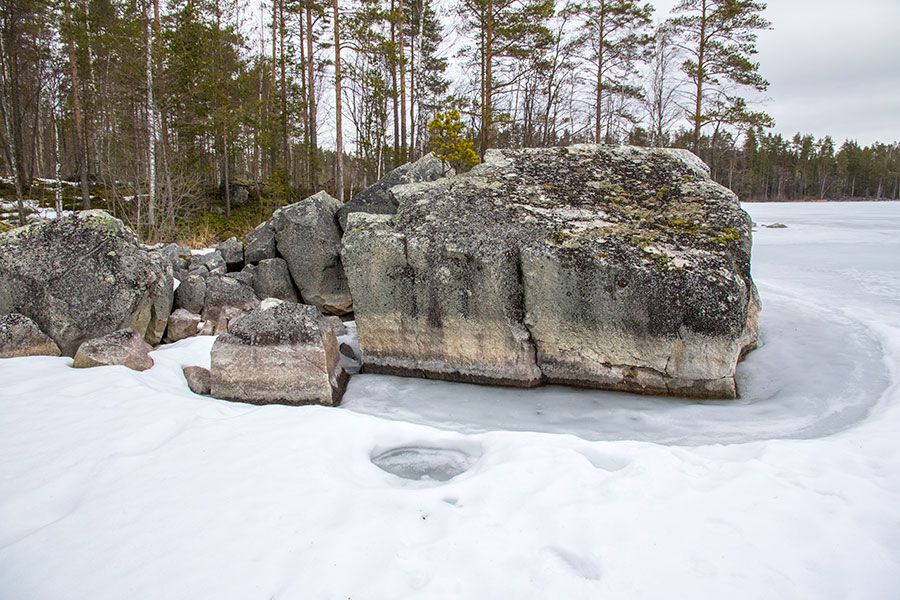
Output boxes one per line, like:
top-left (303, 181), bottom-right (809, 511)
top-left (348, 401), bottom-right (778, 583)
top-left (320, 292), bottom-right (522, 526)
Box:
top-left (668, 0), bottom-right (772, 151)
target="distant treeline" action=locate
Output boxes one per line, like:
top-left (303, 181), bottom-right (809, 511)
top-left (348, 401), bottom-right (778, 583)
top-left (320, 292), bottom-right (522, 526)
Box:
top-left (662, 129), bottom-right (900, 202)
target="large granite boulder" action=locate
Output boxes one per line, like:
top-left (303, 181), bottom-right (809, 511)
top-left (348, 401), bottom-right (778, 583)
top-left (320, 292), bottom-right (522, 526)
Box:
top-left (0, 313), bottom-right (61, 358)
top-left (0, 210), bottom-right (173, 355)
top-left (337, 152), bottom-right (454, 231)
top-left (217, 237), bottom-right (244, 271)
top-left (210, 300), bottom-right (347, 406)
top-left (342, 145), bottom-right (759, 399)
top-left (272, 191), bottom-right (352, 315)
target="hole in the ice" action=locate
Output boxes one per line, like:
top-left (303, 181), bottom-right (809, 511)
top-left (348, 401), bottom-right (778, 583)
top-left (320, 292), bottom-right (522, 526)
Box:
top-left (371, 446), bottom-right (477, 482)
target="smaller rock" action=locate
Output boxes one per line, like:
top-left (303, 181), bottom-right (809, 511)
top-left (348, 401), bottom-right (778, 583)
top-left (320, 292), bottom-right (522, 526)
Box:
top-left (202, 274), bottom-right (260, 323)
top-left (160, 243), bottom-right (191, 271)
top-left (217, 237), bottom-right (244, 271)
top-left (339, 342), bottom-right (357, 360)
top-left (210, 301), bottom-right (347, 406)
top-left (183, 366), bottom-right (211, 395)
top-left (198, 320), bottom-right (215, 336)
top-left (220, 182), bottom-right (251, 206)
top-left (189, 251), bottom-right (226, 276)
top-left (326, 315), bottom-right (347, 336)
top-left (174, 274), bottom-right (206, 314)
top-left (165, 309), bottom-right (202, 343)
top-left (243, 221), bottom-right (277, 264)
top-left (0, 313), bottom-right (62, 358)
top-left (229, 270), bottom-right (254, 287)
top-left (252, 258), bottom-right (298, 302)
top-left (763, 223), bottom-right (788, 229)
top-left (73, 328), bottom-right (154, 371)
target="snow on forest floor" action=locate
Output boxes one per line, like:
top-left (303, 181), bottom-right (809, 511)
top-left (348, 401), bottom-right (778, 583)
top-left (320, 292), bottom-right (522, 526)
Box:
top-left (2, 202), bottom-right (900, 599)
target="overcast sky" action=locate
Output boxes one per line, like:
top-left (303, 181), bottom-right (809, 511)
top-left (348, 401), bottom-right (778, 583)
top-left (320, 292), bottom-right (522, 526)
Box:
top-left (653, 0), bottom-right (900, 146)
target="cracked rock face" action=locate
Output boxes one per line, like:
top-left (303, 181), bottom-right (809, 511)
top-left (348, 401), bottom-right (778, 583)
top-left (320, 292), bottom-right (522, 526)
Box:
top-left (0, 210), bottom-right (173, 356)
top-left (341, 145), bottom-right (759, 399)
top-left (210, 300), bottom-right (348, 406)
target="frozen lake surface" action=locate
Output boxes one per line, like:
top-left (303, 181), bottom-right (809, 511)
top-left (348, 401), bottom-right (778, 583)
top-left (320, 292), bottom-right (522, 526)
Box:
top-left (2, 202), bottom-right (899, 598)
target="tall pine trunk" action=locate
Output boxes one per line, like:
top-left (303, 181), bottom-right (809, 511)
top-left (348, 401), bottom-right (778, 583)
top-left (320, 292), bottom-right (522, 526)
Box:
top-left (333, 0), bottom-right (343, 201)
top-left (63, 0), bottom-right (91, 209)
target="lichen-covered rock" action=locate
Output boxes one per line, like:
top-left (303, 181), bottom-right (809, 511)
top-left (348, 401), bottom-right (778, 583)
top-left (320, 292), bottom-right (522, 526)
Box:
top-left (188, 251), bottom-right (226, 276)
top-left (252, 258), bottom-right (298, 302)
top-left (0, 313), bottom-right (61, 358)
top-left (202, 274), bottom-right (259, 324)
top-left (272, 191), bottom-right (352, 315)
top-left (160, 242), bottom-right (191, 271)
top-left (217, 237), bottom-right (244, 271)
top-left (174, 274), bottom-right (206, 314)
top-left (326, 315), bottom-right (347, 336)
top-left (210, 300), bottom-right (347, 406)
top-left (337, 153), bottom-right (453, 231)
top-left (72, 328), bottom-right (154, 371)
top-left (143, 250), bottom-right (175, 345)
top-left (0, 210), bottom-right (173, 356)
top-left (342, 145), bottom-right (759, 399)
top-left (243, 221), bottom-right (276, 265)
top-left (183, 366), bottom-right (211, 395)
top-left (165, 308), bottom-right (202, 343)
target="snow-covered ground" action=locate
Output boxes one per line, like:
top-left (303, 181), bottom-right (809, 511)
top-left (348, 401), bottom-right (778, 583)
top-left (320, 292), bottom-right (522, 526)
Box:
top-left (2, 202), bottom-right (899, 599)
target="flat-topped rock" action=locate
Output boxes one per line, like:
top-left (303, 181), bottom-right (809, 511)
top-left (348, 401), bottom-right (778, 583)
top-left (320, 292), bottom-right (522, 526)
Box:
top-left (210, 300), bottom-right (348, 406)
top-left (73, 328), bottom-right (154, 371)
top-left (342, 145), bottom-right (759, 398)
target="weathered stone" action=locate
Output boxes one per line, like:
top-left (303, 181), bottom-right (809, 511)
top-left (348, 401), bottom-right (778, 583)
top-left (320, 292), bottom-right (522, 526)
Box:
top-left (220, 182), bottom-right (251, 206)
top-left (339, 342), bottom-right (356, 360)
top-left (165, 309), bottom-right (202, 343)
top-left (326, 315), bottom-right (347, 336)
top-left (73, 328), bottom-right (154, 371)
top-left (337, 153), bottom-right (454, 231)
top-left (189, 251), bottom-right (226, 276)
top-left (160, 242), bottom-right (191, 271)
top-left (202, 274), bottom-right (259, 324)
top-left (272, 191), bottom-right (352, 315)
top-left (229, 269), bottom-right (254, 287)
top-left (217, 237), bottom-right (244, 271)
top-left (210, 300), bottom-right (347, 406)
top-left (183, 366), bottom-right (211, 395)
top-left (174, 274), bottom-right (206, 314)
top-left (243, 221), bottom-right (276, 264)
top-left (252, 257), bottom-right (298, 302)
top-left (342, 145), bottom-right (759, 399)
top-left (198, 320), bottom-right (215, 336)
top-left (0, 210), bottom-right (173, 356)
top-left (0, 313), bottom-right (61, 358)
top-left (143, 250), bottom-right (175, 345)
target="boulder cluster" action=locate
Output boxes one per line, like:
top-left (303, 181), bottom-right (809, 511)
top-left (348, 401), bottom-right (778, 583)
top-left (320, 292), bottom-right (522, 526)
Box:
top-left (0, 148), bottom-right (759, 403)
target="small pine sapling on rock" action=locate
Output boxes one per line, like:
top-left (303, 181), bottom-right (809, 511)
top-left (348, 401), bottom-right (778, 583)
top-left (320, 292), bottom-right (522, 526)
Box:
top-left (428, 110), bottom-right (479, 172)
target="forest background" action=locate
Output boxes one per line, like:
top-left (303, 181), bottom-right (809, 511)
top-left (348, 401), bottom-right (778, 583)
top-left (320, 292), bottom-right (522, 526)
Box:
top-left (1, 0), bottom-right (898, 244)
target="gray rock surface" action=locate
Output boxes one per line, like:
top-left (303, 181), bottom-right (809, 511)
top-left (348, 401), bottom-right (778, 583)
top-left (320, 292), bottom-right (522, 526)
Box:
top-left (0, 210), bottom-right (173, 356)
top-left (183, 366), bottom-right (211, 395)
top-left (174, 274), bottom-right (206, 314)
top-left (217, 237), bottom-right (244, 271)
top-left (243, 221), bottom-right (277, 264)
top-left (252, 258), bottom-right (298, 302)
top-left (72, 328), bottom-right (154, 371)
top-left (229, 269), bottom-right (254, 287)
top-left (210, 300), bottom-right (347, 406)
top-left (0, 313), bottom-right (61, 358)
top-left (160, 243), bottom-right (191, 271)
top-left (337, 153), bottom-right (453, 231)
top-left (342, 145), bottom-right (759, 399)
top-left (202, 274), bottom-right (259, 324)
top-left (165, 309), bottom-right (202, 343)
top-left (272, 191), bottom-right (352, 315)
top-left (189, 251), bottom-right (226, 276)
